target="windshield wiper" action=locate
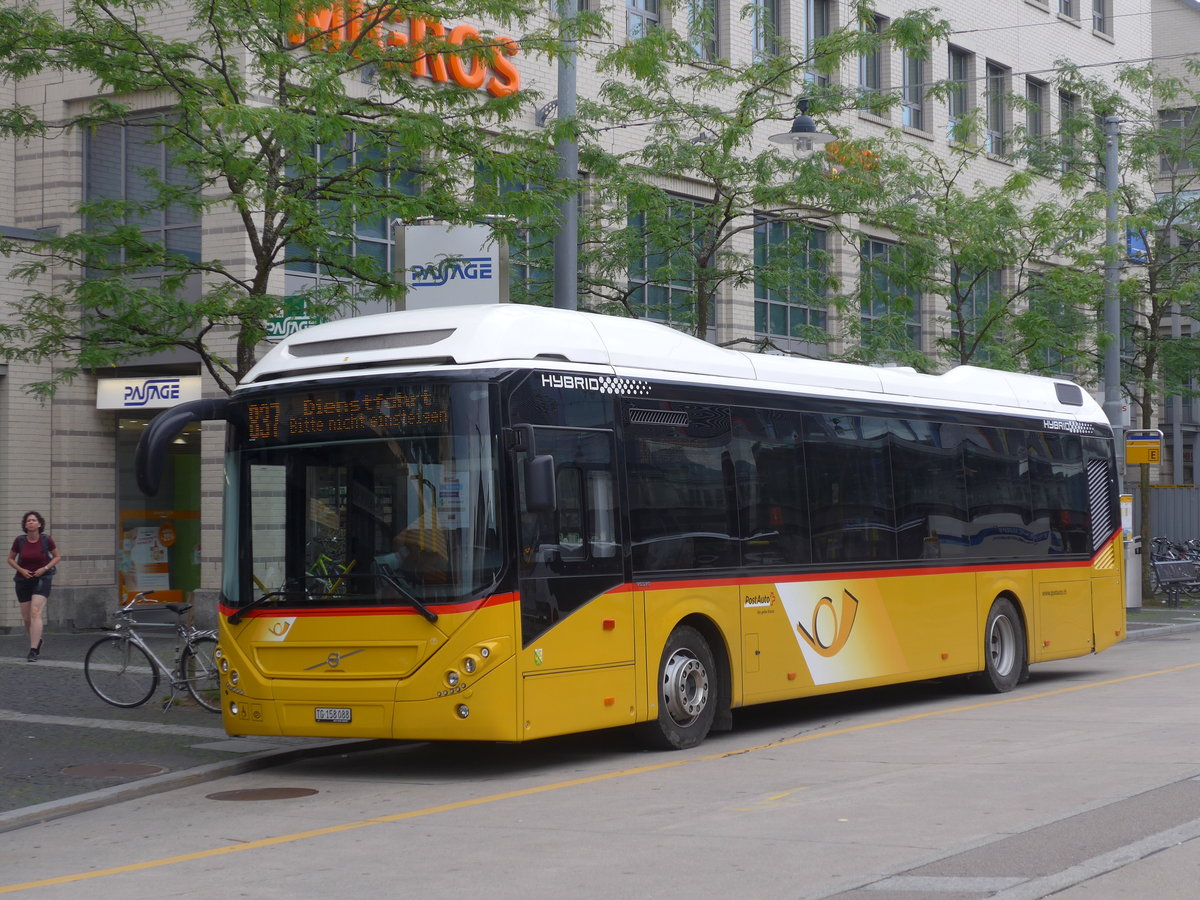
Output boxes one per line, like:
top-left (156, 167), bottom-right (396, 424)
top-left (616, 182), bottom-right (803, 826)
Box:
top-left (227, 589), bottom-right (297, 625)
top-left (378, 573), bottom-right (439, 623)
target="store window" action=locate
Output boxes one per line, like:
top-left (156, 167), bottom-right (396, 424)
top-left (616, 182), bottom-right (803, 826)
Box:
top-left (116, 417), bottom-right (201, 603)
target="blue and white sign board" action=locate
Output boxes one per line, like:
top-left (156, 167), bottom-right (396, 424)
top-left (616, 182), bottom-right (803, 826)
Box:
top-left (400, 223), bottom-right (507, 309)
top-left (96, 376), bottom-right (203, 410)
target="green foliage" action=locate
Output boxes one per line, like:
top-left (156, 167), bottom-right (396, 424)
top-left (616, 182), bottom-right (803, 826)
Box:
top-left (0, 0), bottom-right (571, 394)
top-left (579, 6), bottom-right (949, 339)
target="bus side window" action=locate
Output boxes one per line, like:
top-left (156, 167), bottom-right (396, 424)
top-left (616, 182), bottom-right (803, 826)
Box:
top-left (519, 429), bottom-right (620, 576)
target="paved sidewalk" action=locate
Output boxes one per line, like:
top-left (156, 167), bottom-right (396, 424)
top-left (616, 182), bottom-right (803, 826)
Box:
top-left (1, 604), bottom-right (1197, 835)
top-left (1125, 601), bottom-right (1200, 638)
top-left (0, 629), bottom-right (370, 833)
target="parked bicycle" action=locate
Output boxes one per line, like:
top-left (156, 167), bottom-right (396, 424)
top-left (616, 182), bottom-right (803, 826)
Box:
top-left (1149, 536), bottom-right (1200, 603)
top-left (83, 591), bottom-right (220, 712)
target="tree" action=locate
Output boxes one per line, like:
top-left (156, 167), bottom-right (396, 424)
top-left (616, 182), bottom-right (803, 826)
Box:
top-left (0, 0), bottom-right (577, 395)
top-left (574, 1), bottom-right (950, 344)
top-left (1057, 61), bottom-right (1200, 585)
top-left (866, 114), bottom-right (1101, 373)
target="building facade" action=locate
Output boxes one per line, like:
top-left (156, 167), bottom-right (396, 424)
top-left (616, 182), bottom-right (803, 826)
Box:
top-left (1, 0), bottom-right (1190, 630)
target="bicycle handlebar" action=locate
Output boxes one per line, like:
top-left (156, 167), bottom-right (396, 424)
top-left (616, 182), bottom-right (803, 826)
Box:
top-left (118, 590), bottom-right (157, 612)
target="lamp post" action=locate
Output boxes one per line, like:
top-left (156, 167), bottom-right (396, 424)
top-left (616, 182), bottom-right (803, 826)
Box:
top-left (1103, 115), bottom-right (1123, 467)
top-left (552, 0), bottom-right (578, 311)
top-left (768, 98), bottom-right (836, 154)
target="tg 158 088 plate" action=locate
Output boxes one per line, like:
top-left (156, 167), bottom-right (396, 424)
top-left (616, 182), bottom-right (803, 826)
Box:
top-left (314, 707), bottom-right (352, 723)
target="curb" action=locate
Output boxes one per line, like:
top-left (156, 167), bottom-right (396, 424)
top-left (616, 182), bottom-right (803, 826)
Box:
top-left (0, 738), bottom-right (385, 835)
top-left (1124, 619), bottom-right (1200, 641)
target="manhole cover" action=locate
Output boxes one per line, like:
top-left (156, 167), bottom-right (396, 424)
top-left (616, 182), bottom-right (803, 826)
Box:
top-left (206, 787), bottom-right (319, 801)
top-left (62, 764), bottom-right (167, 778)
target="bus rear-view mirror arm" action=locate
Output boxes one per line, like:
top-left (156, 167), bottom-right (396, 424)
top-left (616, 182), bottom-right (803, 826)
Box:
top-left (135, 398), bottom-right (232, 496)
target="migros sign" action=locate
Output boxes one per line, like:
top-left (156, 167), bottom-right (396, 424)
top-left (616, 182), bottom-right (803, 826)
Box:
top-left (290, 3), bottom-right (521, 98)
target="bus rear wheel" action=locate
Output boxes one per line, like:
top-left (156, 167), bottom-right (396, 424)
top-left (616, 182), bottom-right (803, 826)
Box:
top-left (976, 597), bottom-right (1025, 693)
top-left (642, 625), bottom-right (717, 750)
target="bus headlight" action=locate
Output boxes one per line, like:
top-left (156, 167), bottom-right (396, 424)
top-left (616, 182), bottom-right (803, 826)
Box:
top-left (230, 702), bottom-right (240, 716)
top-left (220, 657), bottom-right (230, 673)
top-left (456, 704), bottom-right (470, 719)
top-left (463, 655), bottom-right (478, 675)
top-left (229, 670), bottom-right (240, 686)
top-left (446, 670), bottom-right (460, 688)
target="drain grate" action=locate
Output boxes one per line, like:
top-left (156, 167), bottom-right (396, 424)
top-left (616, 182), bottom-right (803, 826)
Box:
top-left (62, 764), bottom-right (167, 778)
top-left (206, 787), bottom-right (319, 801)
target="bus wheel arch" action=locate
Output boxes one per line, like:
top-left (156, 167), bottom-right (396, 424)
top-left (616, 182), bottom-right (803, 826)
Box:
top-left (975, 594), bottom-right (1028, 693)
top-left (640, 618), bottom-right (729, 750)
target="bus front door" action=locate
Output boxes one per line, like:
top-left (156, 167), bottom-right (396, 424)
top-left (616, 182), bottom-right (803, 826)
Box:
top-left (513, 426), bottom-right (636, 739)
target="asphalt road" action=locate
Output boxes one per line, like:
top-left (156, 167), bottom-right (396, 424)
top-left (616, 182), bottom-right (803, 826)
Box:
top-left (2, 608), bottom-right (1200, 897)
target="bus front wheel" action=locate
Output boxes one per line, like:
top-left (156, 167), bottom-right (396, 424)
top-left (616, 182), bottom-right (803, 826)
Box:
top-left (976, 598), bottom-right (1026, 693)
top-left (642, 625), bottom-right (718, 750)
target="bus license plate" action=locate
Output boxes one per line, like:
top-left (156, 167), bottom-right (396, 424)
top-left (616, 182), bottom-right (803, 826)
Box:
top-left (314, 707), bottom-right (352, 723)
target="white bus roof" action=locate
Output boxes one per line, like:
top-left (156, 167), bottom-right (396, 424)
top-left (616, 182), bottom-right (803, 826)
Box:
top-left (243, 304), bottom-right (1105, 423)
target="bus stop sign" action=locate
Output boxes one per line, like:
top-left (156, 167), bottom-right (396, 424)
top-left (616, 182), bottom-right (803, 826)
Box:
top-left (1125, 429), bottom-right (1163, 464)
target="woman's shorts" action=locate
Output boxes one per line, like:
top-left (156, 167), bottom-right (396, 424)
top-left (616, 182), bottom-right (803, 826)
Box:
top-left (14, 575), bottom-right (52, 603)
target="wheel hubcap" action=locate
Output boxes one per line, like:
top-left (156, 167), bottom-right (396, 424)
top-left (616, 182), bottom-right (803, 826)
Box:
top-left (662, 649), bottom-right (709, 725)
top-left (988, 614), bottom-right (1017, 677)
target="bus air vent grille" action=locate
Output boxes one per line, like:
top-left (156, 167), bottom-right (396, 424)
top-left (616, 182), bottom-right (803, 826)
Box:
top-left (628, 408), bottom-right (689, 426)
top-left (289, 329), bottom-right (456, 358)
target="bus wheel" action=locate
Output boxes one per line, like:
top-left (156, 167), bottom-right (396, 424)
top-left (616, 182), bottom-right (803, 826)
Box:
top-left (642, 625), bottom-right (717, 750)
top-left (976, 598), bottom-right (1025, 693)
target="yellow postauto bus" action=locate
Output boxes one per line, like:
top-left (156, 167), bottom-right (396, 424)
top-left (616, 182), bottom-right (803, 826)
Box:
top-left (136, 304), bottom-right (1124, 749)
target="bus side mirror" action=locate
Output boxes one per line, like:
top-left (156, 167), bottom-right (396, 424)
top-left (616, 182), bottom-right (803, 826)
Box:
top-left (524, 454), bottom-right (557, 512)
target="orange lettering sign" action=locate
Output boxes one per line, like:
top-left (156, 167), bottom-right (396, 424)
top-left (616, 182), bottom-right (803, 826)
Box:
top-left (290, 5), bottom-right (521, 98)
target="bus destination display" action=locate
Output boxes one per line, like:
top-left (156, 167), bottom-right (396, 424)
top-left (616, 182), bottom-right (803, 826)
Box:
top-left (245, 386), bottom-right (449, 445)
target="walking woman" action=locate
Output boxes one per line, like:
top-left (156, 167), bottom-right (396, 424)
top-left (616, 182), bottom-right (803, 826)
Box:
top-left (8, 511), bottom-right (61, 662)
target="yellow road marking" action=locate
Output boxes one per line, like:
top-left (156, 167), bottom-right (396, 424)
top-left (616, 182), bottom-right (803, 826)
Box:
top-left (4, 661), bottom-right (1199, 894)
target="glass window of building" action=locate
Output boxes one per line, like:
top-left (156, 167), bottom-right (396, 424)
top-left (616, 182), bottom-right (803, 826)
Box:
top-left (947, 47), bottom-right (970, 140)
top-left (803, 0), bottom-right (831, 83)
top-left (901, 49), bottom-right (925, 130)
top-left (986, 62), bottom-right (1009, 155)
top-left (283, 135), bottom-right (418, 315)
top-left (1058, 90), bottom-right (1078, 174)
top-left (858, 15), bottom-right (884, 103)
top-left (753, 218), bottom-right (828, 346)
top-left (627, 0), bottom-right (659, 39)
top-left (84, 113), bottom-right (202, 272)
top-left (860, 237), bottom-right (922, 353)
top-left (1159, 107), bottom-right (1199, 174)
top-left (628, 196), bottom-right (709, 328)
top-left (1026, 78), bottom-right (1046, 142)
top-left (754, 0), bottom-right (781, 60)
top-left (688, 0), bottom-right (718, 61)
top-left (1092, 0), bottom-right (1109, 33)
top-left (476, 166), bottom-right (557, 305)
top-left (951, 267), bottom-right (1003, 364)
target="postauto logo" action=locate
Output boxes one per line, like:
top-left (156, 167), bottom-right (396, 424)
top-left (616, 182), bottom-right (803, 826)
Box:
top-left (123, 378), bottom-right (182, 408)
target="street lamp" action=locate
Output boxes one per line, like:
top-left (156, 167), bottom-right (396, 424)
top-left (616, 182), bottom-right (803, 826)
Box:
top-left (768, 98), bottom-right (836, 154)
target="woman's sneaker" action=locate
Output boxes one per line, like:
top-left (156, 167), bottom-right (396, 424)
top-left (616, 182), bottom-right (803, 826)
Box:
top-left (27, 648), bottom-right (39, 662)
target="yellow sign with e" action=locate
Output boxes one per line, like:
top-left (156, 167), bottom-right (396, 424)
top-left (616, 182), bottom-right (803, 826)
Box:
top-left (1125, 430), bottom-right (1163, 464)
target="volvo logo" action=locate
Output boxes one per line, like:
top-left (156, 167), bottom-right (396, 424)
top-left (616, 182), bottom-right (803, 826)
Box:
top-left (304, 649), bottom-right (364, 671)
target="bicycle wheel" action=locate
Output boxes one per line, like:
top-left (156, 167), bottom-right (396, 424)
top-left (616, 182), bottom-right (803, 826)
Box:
top-left (84, 636), bottom-right (158, 708)
top-left (180, 636), bottom-right (221, 713)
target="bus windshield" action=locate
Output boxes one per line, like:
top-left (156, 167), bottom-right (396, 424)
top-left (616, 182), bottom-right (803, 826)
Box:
top-left (225, 381), bottom-right (501, 613)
